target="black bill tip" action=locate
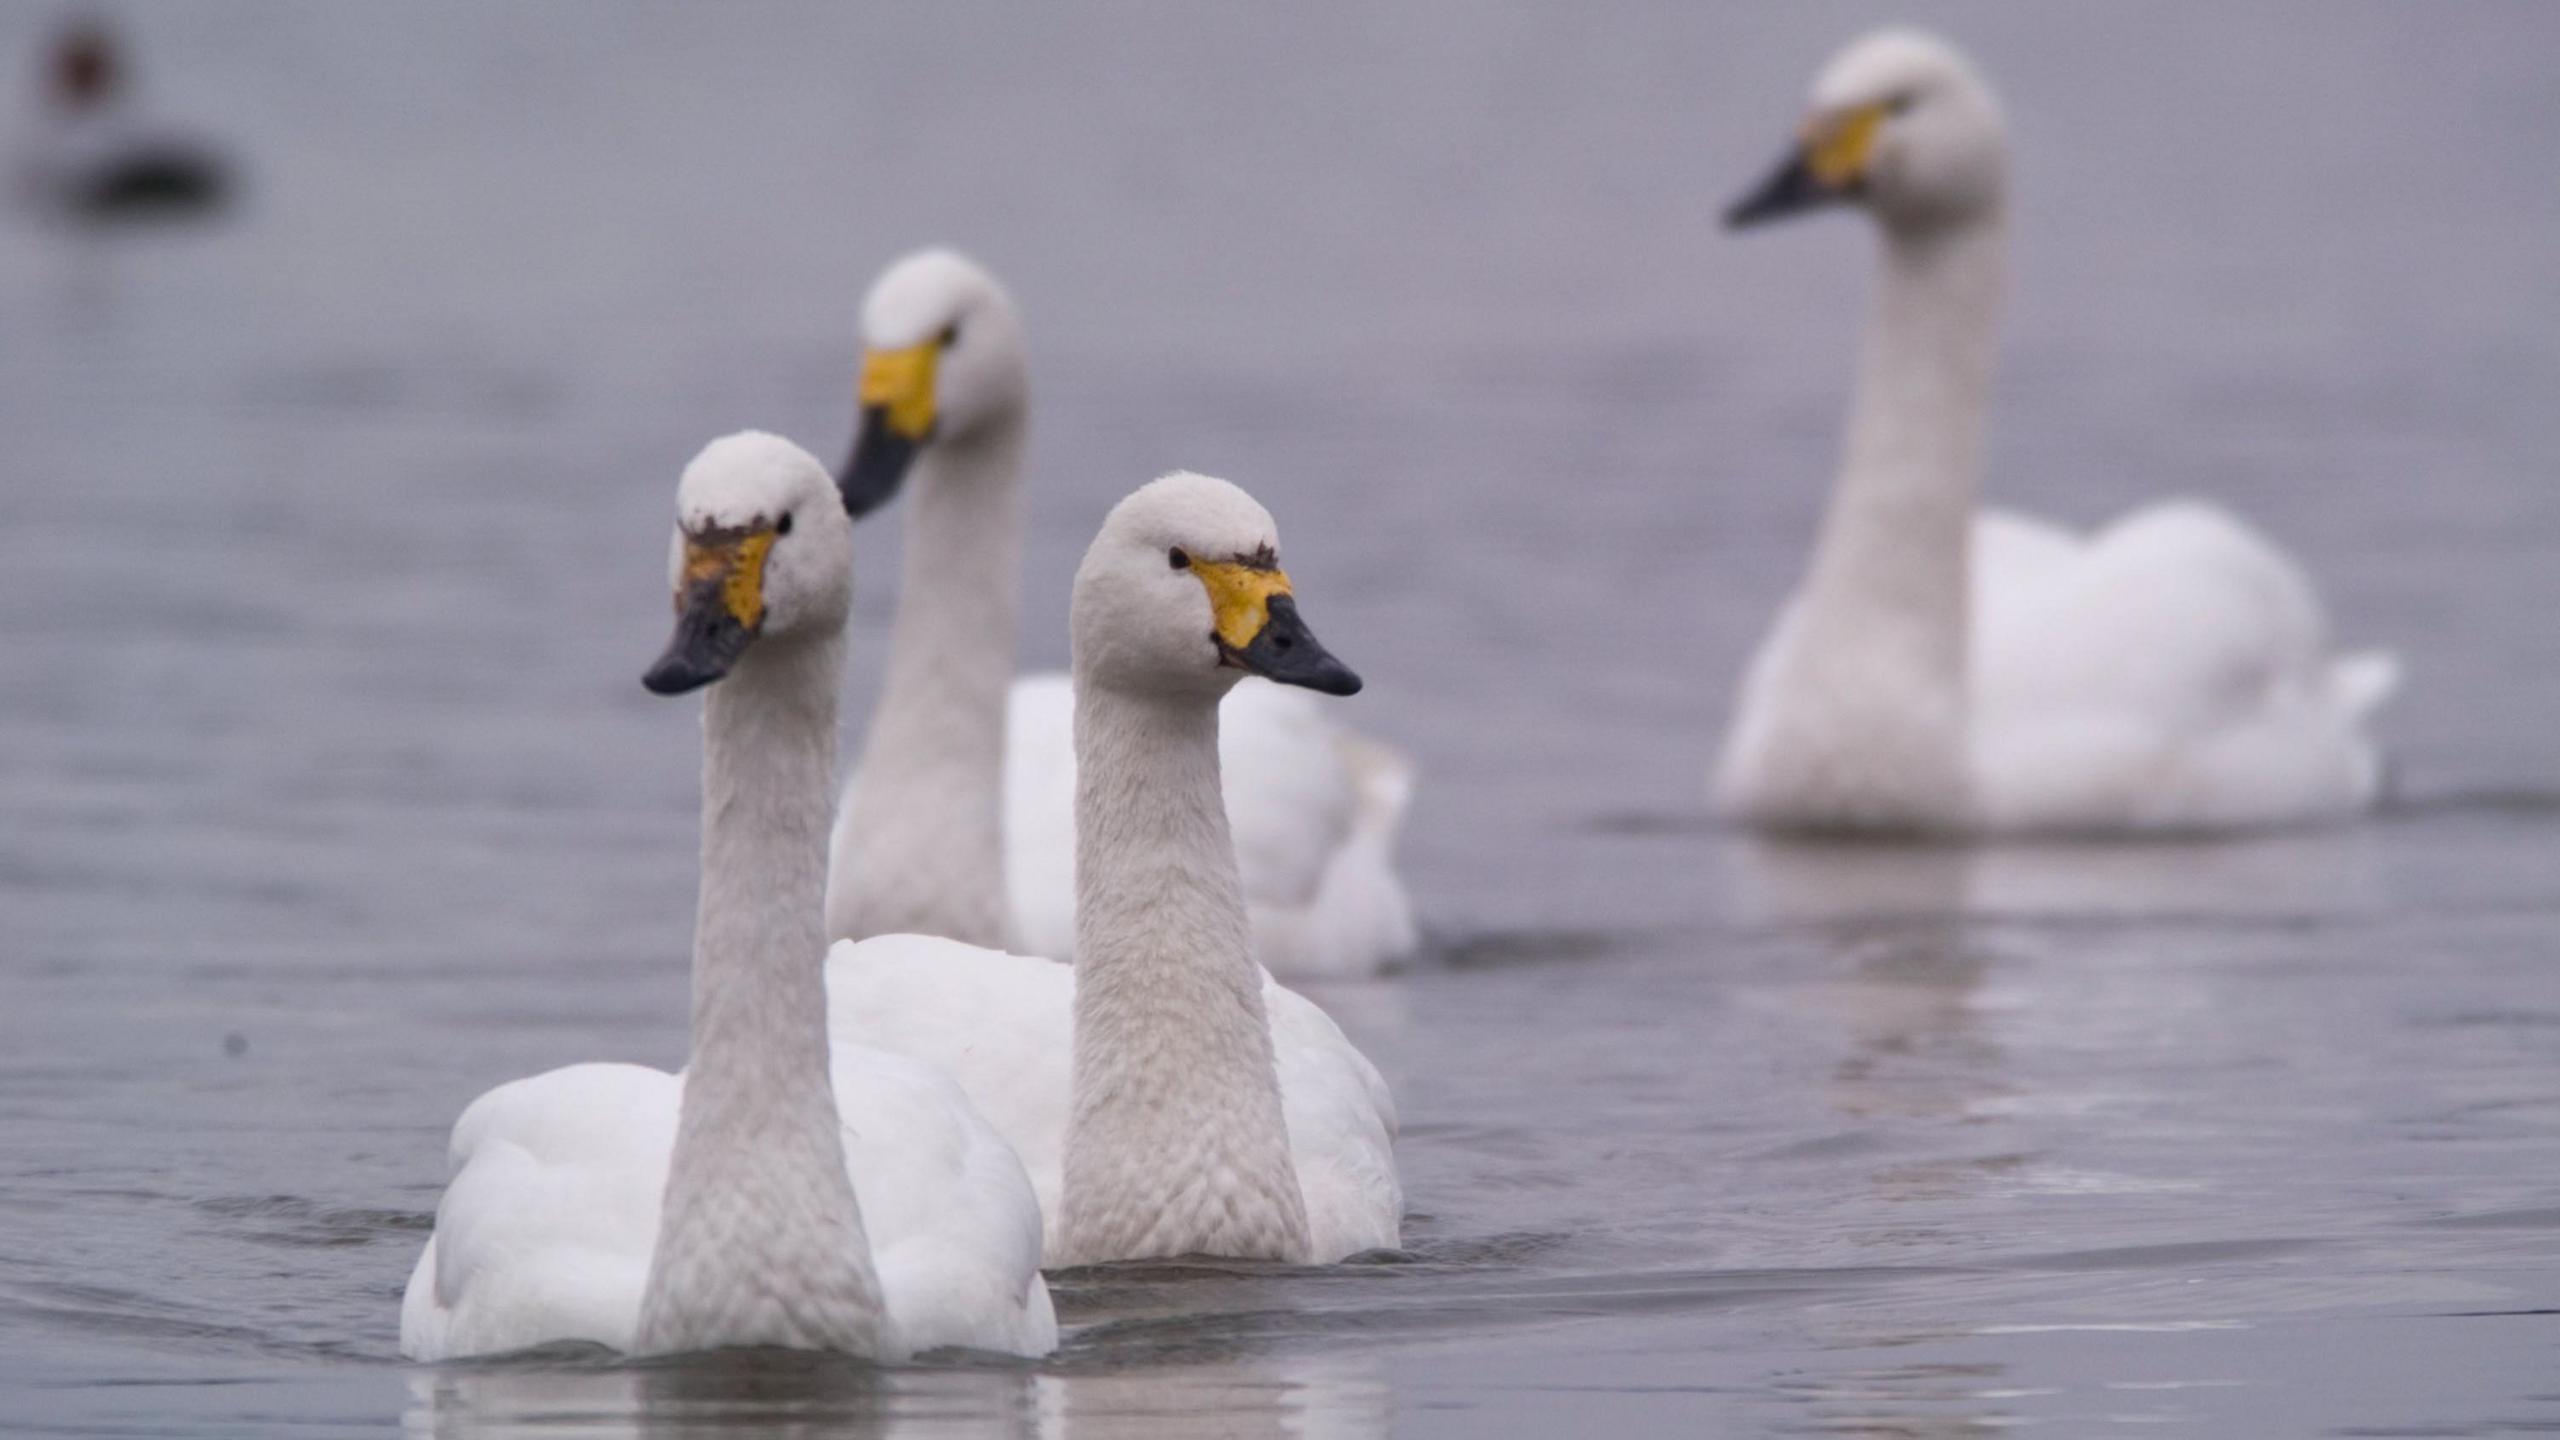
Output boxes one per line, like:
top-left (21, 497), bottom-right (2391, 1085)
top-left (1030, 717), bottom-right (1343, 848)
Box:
top-left (838, 407), bottom-right (924, 520)
top-left (642, 586), bottom-right (758, 695)
top-left (1724, 148), bottom-right (1840, 229)
top-left (641, 653), bottom-right (720, 696)
top-left (1224, 593), bottom-right (1363, 697)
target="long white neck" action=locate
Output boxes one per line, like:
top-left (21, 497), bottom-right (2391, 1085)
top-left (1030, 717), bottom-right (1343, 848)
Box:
top-left (828, 421), bottom-right (1024, 949)
top-left (1056, 682), bottom-right (1311, 1266)
top-left (1813, 211), bottom-right (2003, 641)
top-left (1749, 208), bottom-right (2005, 829)
top-left (638, 629), bottom-right (889, 1357)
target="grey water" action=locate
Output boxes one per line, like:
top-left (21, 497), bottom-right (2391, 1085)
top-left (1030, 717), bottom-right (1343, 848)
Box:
top-left (2, 2), bottom-right (2555, 1434)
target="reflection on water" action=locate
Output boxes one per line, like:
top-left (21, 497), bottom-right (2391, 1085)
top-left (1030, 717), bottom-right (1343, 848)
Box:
top-left (1719, 825), bottom-right (2383, 930)
top-left (402, 1348), bottom-right (1386, 1440)
top-left (1723, 840), bottom-right (1999, 1122)
top-left (1035, 1352), bottom-right (1388, 1440)
top-left (404, 1354), bottom-right (1027, 1440)
top-left (1776, 1360), bottom-right (2015, 1440)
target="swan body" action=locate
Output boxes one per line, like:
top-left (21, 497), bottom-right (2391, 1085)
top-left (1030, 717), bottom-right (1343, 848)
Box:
top-left (400, 1050), bottom-right (1052, 1360)
top-left (833, 472), bottom-right (1401, 1267)
top-left (402, 433), bottom-right (1054, 1361)
top-left (823, 250), bottom-right (1417, 975)
top-left (1715, 30), bottom-right (2394, 836)
top-left (827, 935), bottom-right (1402, 1265)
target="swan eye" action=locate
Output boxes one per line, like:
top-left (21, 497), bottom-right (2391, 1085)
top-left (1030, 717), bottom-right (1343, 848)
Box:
top-left (1885, 91), bottom-right (1917, 116)
top-left (1168, 547), bottom-right (1191, 571)
top-left (776, 512), bottom-right (794, 536)
top-left (939, 323), bottom-right (960, 349)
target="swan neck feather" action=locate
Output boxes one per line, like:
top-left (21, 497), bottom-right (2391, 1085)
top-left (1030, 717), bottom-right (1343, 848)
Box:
top-left (1760, 210), bottom-right (2005, 828)
top-left (639, 629), bottom-right (891, 1356)
top-left (1820, 212), bottom-right (2003, 638)
top-left (1058, 682), bottom-right (1312, 1265)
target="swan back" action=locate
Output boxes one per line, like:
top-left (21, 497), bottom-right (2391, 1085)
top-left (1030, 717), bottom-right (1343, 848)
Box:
top-left (827, 934), bottom-right (1403, 1264)
top-left (1968, 503), bottom-right (2396, 831)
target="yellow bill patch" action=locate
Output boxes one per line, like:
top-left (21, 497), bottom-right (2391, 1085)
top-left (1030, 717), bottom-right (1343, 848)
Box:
top-left (677, 529), bottom-right (775, 630)
top-left (1803, 102), bottom-right (1887, 189)
top-left (1192, 560), bottom-right (1294, 652)
top-left (859, 341), bottom-right (940, 441)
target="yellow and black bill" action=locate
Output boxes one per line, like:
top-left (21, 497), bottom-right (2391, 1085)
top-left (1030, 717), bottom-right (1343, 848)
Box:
top-left (1191, 553), bottom-right (1363, 697)
top-left (1725, 103), bottom-right (1885, 229)
top-left (642, 526), bottom-right (775, 695)
top-left (838, 339), bottom-right (940, 519)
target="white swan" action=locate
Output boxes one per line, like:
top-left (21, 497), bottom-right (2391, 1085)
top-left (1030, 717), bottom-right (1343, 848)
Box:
top-left (401, 433), bottom-right (1055, 1362)
top-left (1713, 29), bottom-right (2397, 836)
top-left (823, 249), bottom-right (1418, 977)
top-left (829, 472), bottom-right (1403, 1266)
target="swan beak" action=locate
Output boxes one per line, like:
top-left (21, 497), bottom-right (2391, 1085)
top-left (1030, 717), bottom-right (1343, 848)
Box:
top-left (839, 341), bottom-right (940, 519)
top-left (1725, 103), bottom-right (1883, 228)
top-left (1198, 560), bottom-right (1362, 697)
top-left (643, 529), bottom-right (773, 695)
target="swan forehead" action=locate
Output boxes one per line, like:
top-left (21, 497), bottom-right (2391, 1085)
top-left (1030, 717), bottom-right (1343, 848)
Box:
top-left (1108, 471), bottom-right (1280, 558)
top-left (862, 248), bottom-right (997, 348)
top-left (1811, 27), bottom-right (1976, 110)
top-left (677, 430), bottom-right (829, 529)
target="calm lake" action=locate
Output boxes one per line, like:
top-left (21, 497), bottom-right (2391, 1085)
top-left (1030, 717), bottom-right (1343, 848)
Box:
top-left (3, 2), bottom-right (2555, 1435)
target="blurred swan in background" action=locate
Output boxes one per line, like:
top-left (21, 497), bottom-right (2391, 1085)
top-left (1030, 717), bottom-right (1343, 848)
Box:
top-left (830, 472), bottom-right (1402, 1267)
top-left (823, 249), bottom-right (1418, 977)
top-left (1714, 29), bottom-right (2396, 836)
top-left (401, 434), bottom-right (1054, 1362)
top-left (18, 18), bottom-right (230, 220)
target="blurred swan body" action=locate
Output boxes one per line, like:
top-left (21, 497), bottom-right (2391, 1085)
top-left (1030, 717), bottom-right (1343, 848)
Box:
top-left (831, 473), bottom-right (1402, 1267)
top-left (822, 249), bottom-right (1417, 976)
top-left (1714, 29), bottom-right (2395, 835)
top-left (401, 434), bottom-right (1054, 1362)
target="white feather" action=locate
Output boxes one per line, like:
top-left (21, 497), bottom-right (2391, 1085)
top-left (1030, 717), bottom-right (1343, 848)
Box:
top-left (399, 1052), bottom-right (1055, 1361)
top-left (826, 935), bottom-right (1402, 1266)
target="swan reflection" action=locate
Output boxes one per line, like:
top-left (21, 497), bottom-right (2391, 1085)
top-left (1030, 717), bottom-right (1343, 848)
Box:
top-left (402, 1344), bottom-right (1387, 1440)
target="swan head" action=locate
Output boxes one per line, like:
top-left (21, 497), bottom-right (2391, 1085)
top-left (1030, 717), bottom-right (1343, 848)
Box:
top-left (838, 247), bottom-right (1028, 519)
top-left (644, 432), bottom-right (853, 695)
top-left (1726, 28), bottom-right (2006, 234)
top-left (1071, 472), bottom-right (1362, 702)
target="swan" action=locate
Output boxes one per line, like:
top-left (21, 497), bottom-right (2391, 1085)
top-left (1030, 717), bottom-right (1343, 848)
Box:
top-left (400, 433), bottom-right (1055, 1362)
top-left (823, 249), bottom-right (1418, 977)
top-left (829, 472), bottom-right (1403, 1266)
top-left (1713, 29), bottom-right (2397, 836)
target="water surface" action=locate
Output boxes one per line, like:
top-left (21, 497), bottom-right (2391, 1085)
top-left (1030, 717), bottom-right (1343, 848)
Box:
top-left (3, 3), bottom-right (2556, 1435)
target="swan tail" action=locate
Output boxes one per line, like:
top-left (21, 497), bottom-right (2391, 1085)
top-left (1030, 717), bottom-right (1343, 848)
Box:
top-left (1337, 730), bottom-right (1416, 833)
top-left (1251, 732), bottom-right (1419, 979)
top-left (1333, 729), bottom-right (1421, 959)
top-left (2329, 650), bottom-right (2401, 720)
